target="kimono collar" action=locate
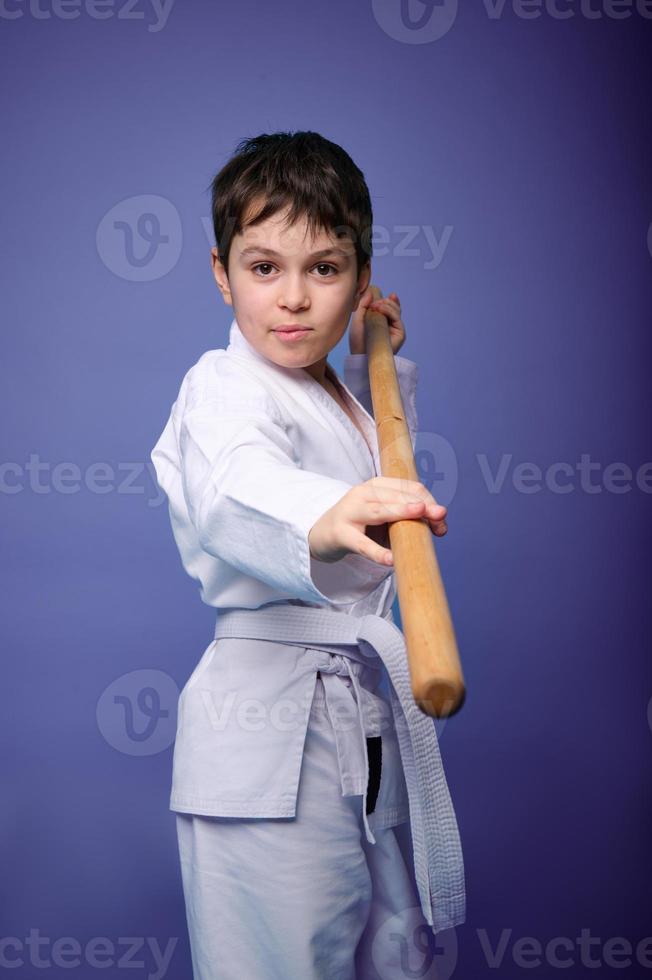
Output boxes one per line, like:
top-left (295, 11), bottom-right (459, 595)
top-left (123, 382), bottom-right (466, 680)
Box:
top-left (225, 316), bottom-right (378, 480)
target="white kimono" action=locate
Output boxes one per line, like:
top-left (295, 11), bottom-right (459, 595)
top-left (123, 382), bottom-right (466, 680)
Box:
top-left (150, 316), bottom-right (416, 615)
top-left (150, 316), bottom-right (466, 943)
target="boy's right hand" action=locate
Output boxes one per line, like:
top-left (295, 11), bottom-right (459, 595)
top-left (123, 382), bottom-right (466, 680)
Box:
top-left (308, 477), bottom-right (448, 566)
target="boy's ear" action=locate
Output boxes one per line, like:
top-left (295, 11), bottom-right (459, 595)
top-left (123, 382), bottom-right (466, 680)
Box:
top-left (352, 261), bottom-right (372, 310)
top-left (211, 247), bottom-right (232, 306)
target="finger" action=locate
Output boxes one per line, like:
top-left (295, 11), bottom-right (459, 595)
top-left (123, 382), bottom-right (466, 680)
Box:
top-left (401, 481), bottom-right (448, 515)
top-left (356, 289), bottom-right (375, 312)
top-left (369, 297), bottom-right (398, 309)
top-left (363, 485), bottom-right (428, 503)
top-left (410, 514), bottom-right (448, 536)
top-left (369, 492), bottom-right (447, 523)
top-left (349, 529), bottom-right (394, 566)
top-left (362, 485), bottom-right (446, 516)
top-left (356, 497), bottom-right (429, 526)
top-left (367, 476), bottom-right (446, 507)
top-left (369, 299), bottom-right (399, 315)
top-left (373, 310), bottom-right (400, 325)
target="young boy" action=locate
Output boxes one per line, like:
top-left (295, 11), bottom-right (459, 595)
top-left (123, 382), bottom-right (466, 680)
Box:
top-left (151, 131), bottom-right (466, 979)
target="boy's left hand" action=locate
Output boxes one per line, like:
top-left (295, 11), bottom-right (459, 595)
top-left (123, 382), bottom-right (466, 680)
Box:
top-left (349, 288), bottom-right (406, 356)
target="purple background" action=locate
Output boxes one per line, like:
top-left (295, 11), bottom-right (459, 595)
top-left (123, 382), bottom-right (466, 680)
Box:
top-left (2, 1), bottom-right (651, 977)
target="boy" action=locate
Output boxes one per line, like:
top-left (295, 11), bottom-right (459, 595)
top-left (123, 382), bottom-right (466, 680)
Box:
top-left (151, 131), bottom-right (465, 979)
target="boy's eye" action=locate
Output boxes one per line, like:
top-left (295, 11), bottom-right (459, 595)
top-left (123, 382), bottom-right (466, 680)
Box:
top-left (251, 262), bottom-right (338, 278)
top-left (252, 263), bottom-right (275, 277)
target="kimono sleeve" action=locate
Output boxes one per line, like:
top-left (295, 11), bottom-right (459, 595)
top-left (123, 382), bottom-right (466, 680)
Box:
top-left (343, 353), bottom-right (419, 449)
top-left (177, 377), bottom-right (356, 603)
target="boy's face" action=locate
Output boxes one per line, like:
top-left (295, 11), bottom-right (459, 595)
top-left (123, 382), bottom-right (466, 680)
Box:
top-left (211, 204), bottom-right (371, 384)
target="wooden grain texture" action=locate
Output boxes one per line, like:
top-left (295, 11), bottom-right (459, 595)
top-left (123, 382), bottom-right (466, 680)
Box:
top-left (365, 286), bottom-right (466, 718)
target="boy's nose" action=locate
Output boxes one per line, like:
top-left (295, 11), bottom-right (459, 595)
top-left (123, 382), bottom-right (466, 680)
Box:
top-left (279, 294), bottom-right (309, 310)
top-left (278, 275), bottom-right (310, 309)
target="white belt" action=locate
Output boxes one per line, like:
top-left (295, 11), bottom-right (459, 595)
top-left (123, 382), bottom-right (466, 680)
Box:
top-left (213, 602), bottom-right (466, 935)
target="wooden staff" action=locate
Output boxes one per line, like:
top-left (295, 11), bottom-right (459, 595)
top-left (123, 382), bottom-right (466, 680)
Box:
top-left (364, 285), bottom-right (466, 719)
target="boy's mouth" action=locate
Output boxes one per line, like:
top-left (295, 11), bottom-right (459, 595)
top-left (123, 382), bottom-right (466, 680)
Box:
top-left (273, 325), bottom-right (313, 342)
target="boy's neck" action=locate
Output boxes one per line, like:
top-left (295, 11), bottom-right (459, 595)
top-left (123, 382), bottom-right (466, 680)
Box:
top-left (302, 356), bottom-right (330, 387)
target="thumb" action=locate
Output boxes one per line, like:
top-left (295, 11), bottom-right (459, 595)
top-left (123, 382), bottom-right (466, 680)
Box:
top-left (352, 287), bottom-right (378, 324)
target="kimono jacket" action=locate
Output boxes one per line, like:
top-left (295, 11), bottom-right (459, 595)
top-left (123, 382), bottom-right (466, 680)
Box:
top-left (151, 316), bottom-right (466, 933)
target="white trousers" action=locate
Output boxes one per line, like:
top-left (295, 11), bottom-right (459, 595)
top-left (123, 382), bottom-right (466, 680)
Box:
top-left (175, 675), bottom-right (442, 980)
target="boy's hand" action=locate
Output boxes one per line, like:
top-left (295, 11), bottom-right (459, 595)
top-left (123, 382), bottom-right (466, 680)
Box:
top-left (349, 287), bottom-right (406, 356)
top-left (308, 477), bottom-right (448, 566)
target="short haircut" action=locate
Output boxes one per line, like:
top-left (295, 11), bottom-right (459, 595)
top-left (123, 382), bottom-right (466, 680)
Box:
top-left (208, 131), bottom-right (373, 278)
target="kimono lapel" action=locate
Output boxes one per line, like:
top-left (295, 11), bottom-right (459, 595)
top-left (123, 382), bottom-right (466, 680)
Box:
top-left (225, 317), bottom-right (378, 481)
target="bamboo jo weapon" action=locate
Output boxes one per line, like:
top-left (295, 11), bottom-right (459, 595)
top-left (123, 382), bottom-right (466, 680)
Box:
top-left (364, 285), bottom-right (466, 719)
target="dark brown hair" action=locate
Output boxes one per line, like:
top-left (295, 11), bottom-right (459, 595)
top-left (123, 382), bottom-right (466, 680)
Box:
top-left (208, 131), bottom-right (373, 278)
